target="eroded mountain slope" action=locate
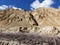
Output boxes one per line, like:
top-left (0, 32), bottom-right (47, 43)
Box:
top-left (31, 8), bottom-right (60, 26)
top-left (0, 8), bottom-right (60, 36)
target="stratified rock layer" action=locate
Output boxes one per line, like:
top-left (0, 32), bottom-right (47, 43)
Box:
top-left (0, 8), bottom-right (60, 36)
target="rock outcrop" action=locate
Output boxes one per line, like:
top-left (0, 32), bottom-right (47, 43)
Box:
top-left (0, 7), bottom-right (60, 45)
top-left (0, 8), bottom-right (60, 36)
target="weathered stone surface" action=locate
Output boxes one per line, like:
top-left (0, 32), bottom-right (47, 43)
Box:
top-left (0, 33), bottom-right (60, 45)
top-left (0, 8), bottom-right (60, 36)
top-left (0, 8), bottom-right (60, 38)
top-left (31, 8), bottom-right (60, 26)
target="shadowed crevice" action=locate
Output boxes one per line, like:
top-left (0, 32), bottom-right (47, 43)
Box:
top-left (30, 13), bottom-right (38, 26)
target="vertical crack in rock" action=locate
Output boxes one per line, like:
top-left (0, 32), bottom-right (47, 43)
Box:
top-left (30, 13), bottom-right (38, 26)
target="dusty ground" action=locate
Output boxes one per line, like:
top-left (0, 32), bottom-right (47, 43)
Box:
top-left (0, 33), bottom-right (60, 45)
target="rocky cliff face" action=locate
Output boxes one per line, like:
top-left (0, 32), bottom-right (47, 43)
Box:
top-left (0, 8), bottom-right (60, 36)
top-left (0, 8), bottom-right (60, 45)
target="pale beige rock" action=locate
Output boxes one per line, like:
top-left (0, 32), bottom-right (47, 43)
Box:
top-left (39, 26), bottom-right (58, 36)
top-left (31, 7), bottom-right (60, 26)
top-left (0, 8), bottom-right (60, 36)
